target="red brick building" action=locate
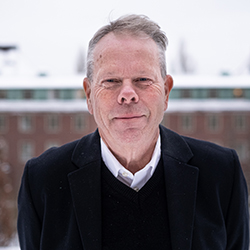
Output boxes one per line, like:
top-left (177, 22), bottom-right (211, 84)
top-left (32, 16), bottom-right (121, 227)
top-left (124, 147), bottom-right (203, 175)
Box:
top-left (0, 75), bottom-right (250, 198)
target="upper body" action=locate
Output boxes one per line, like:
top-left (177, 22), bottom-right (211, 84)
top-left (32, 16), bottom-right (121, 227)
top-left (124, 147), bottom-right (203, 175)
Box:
top-left (18, 14), bottom-right (249, 249)
top-left (18, 126), bottom-right (249, 249)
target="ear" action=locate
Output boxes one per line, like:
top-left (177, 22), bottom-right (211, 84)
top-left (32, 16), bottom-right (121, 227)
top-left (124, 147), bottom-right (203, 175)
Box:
top-left (83, 77), bottom-right (93, 114)
top-left (164, 75), bottom-right (173, 111)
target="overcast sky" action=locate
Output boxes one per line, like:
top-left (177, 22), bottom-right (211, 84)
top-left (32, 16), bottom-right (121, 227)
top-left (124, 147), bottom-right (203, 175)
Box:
top-left (1, 0), bottom-right (250, 77)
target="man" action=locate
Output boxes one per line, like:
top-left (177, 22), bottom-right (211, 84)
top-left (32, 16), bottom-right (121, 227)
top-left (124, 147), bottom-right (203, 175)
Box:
top-left (18, 14), bottom-right (249, 250)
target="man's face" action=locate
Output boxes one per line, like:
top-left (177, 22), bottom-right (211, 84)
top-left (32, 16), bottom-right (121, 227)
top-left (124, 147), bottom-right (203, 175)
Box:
top-left (84, 32), bottom-right (173, 146)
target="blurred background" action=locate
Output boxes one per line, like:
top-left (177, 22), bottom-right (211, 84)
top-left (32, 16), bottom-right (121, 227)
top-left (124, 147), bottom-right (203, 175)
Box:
top-left (0, 0), bottom-right (250, 247)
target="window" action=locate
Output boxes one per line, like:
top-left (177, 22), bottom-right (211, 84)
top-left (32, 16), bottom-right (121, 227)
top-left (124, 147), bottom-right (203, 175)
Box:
top-left (169, 89), bottom-right (180, 99)
top-left (208, 89), bottom-right (218, 98)
top-left (235, 142), bottom-right (248, 162)
top-left (18, 115), bottom-right (33, 133)
top-left (207, 114), bottom-right (221, 132)
top-left (7, 89), bottom-right (22, 99)
top-left (0, 115), bottom-right (7, 133)
top-left (234, 114), bottom-right (247, 132)
top-left (219, 89), bottom-right (233, 99)
top-left (180, 89), bottom-right (191, 98)
top-left (74, 114), bottom-right (86, 132)
top-left (22, 90), bottom-right (34, 99)
top-left (180, 114), bottom-right (194, 132)
top-left (192, 89), bottom-right (207, 99)
top-left (0, 90), bottom-right (7, 99)
top-left (244, 89), bottom-right (250, 99)
top-left (60, 89), bottom-right (74, 100)
top-left (0, 138), bottom-right (8, 161)
top-left (48, 90), bottom-right (60, 99)
top-left (46, 114), bottom-right (60, 133)
top-left (19, 141), bottom-right (34, 163)
top-left (34, 89), bottom-right (47, 100)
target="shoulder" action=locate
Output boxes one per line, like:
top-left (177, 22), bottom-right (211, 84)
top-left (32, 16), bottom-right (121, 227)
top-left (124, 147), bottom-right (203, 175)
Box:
top-left (182, 135), bottom-right (238, 168)
top-left (160, 125), bottom-right (239, 173)
top-left (179, 134), bottom-right (242, 189)
top-left (161, 126), bottom-right (246, 202)
top-left (26, 140), bottom-right (78, 175)
top-left (24, 130), bottom-right (100, 179)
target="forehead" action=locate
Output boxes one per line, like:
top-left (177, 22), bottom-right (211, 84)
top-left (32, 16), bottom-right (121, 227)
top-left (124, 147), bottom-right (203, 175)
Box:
top-left (93, 32), bottom-right (160, 68)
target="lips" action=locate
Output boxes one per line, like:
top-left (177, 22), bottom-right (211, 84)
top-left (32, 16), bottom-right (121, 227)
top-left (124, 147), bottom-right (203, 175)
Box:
top-left (114, 115), bottom-right (144, 120)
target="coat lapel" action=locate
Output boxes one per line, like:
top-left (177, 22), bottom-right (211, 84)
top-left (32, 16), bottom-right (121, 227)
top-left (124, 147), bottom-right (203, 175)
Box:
top-left (67, 127), bottom-right (199, 250)
top-left (160, 126), bottom-right (199, 250)
top-left (68, 130), bottom-right (102, 250)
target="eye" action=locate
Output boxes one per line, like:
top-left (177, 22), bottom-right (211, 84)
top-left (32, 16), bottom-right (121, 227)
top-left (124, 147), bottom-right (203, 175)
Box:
top-left (101, 79), bottom-right (121, 89)
top-left (138, 78), bottom-right (148, 81)
top-left (134, 77), bottom-right (153, 88)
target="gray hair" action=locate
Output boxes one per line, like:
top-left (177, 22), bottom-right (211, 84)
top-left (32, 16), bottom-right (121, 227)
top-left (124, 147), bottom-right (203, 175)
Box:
top-left (86, 14), bottom-right (168, 82)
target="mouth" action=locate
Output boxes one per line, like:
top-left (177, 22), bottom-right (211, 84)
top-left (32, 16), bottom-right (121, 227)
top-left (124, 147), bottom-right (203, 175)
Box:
top-left (114, 115), bottom-right (144, 120)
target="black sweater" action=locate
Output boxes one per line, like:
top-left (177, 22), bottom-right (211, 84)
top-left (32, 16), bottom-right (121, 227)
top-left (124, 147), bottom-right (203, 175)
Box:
top-left (101, 159), bottom-right (172, 250)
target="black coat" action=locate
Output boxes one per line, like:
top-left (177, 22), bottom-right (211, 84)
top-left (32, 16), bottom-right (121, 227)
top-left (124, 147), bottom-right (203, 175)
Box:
top-left (18, 125), bottom-right (249, 249)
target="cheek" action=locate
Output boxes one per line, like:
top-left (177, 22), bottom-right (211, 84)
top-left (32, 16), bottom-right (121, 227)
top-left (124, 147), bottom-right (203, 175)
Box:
top-left (92, 89), bottom-right (114, 115)
top-left (145, 90), bottom-right (166, 117)
top-left (147, 85), bottom-right (166, 104)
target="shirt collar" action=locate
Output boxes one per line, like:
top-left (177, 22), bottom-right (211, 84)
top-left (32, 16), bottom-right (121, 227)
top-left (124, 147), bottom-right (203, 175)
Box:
top-left (101, 135), bottom-right (161, 190)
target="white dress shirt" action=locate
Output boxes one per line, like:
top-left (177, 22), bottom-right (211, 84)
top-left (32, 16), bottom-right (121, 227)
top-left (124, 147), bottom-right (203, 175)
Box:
top-left (101, 135), bottom-right (161, 191)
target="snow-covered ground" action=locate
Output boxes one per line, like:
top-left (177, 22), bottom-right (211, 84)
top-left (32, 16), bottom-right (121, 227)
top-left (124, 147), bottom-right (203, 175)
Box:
top-left (0, 248), bottom-right (19, 250)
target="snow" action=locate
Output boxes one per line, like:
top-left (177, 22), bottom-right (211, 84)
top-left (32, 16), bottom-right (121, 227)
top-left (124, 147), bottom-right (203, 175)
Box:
top-left (171, 75), bottom-right (250, 88)
top-left (0, 75), bottom-right (84, 89)
top-left (0, 247), bottom-right (19, 250)
top-left (0, 100), bottom-right (89, 112)
top-left (167, 99), bottom-right (250, 112)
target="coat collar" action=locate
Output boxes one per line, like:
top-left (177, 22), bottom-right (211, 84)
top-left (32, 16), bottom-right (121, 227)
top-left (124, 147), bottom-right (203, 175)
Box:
top-left (160, 125), bottom-right (199, 250)
top-left (68, 127), bottom-right (199, 250)
top-left (68, 130), bottom-right (102, 250)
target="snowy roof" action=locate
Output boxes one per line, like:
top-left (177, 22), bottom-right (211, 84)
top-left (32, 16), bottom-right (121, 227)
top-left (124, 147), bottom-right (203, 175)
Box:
top-left (171, 75), bottom-right (250, 88)
top-left (0, 75), bottom-right (250, 89)
top-left (0, 76), bottom-right (84, 89)
top-left (0, 100), bottom-right (89, 112)
top-left (167, 100), bottom-right (250, 112)
top-left (1, 99), bottom-right (250, 113)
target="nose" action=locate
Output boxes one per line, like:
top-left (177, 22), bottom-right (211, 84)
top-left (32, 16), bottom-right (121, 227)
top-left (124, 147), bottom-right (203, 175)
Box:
top-left (117, 81), bottom-right (139, 104)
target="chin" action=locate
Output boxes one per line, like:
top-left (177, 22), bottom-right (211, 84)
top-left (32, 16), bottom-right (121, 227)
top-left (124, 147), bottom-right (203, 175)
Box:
top-left (115, 127), bottom-right (146, 143)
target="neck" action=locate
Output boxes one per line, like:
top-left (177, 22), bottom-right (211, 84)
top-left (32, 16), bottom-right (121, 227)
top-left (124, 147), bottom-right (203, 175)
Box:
top-left (101, 129), bottom-right (159, 174)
